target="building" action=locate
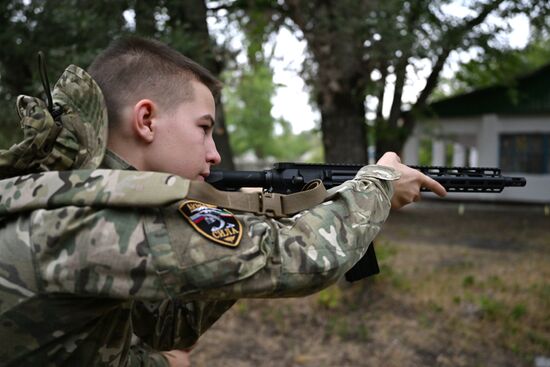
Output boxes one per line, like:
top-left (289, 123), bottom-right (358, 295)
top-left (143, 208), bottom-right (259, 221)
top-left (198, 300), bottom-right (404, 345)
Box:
top-left (403, 64), bottom-right (550, 203)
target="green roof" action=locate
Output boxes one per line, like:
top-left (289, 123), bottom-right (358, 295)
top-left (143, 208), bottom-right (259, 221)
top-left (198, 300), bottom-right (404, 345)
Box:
top-left (428, 63), bottom-right (550, 117)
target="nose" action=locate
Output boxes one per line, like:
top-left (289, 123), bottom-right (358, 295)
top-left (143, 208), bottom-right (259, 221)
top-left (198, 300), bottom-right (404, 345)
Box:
top-left (206, 137), bottom-right (222, 166)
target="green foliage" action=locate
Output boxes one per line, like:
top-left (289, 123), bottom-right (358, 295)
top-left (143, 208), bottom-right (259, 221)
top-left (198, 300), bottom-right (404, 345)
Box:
top-left (324, 315), bottom-right (372, 342)
top-left (437, 38), bottom-right (550, 97)
top-left (0, 101), bottom-right (21, 148)
top-left (0, 0), bottom-right (128, 146)
top-left (224, 63), bottom-right (276, 159)
top-left (372, 241), bottom-right (398, 262)
top-left (534, 283), bottom-right (550, 306)
top-left (0, 1), bottom-right (128, 88)
top-left (272, 128), bottom-right (322, 162)
top-left (462, 275), bottom-right (475, 287)
top-left (219, 5), bottom-right (321, 163)
top-left (479, 295), bottom-right (505, 321)
top-left (510, 304), bottom-right (527, 320)
top-left (428, 300), bottom-right (444, 314)
top-left (235, 300), bottom-right (249, 315)
top-left (317, 286), bottom-right (342, 310)
top-left (445, 142), bottom-right (453, 166)
top-left (418, 139), bottom-right (433, 166)
top-left (325, 315), bottom-right (349, 339)
top-left (527, 330), bottom-right (550, 350)
top-left (223, 60), bottom-right (320, 161)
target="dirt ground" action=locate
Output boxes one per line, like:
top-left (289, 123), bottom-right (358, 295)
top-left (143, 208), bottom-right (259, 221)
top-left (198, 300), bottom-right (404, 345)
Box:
top-left (190, 201), bottom-right (550, 367)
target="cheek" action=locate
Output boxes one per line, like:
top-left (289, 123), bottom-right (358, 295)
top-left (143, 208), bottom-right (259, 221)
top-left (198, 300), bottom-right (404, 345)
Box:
top-left (155, 126), bottom-right (207, 170)
top-left (160, 126), bottom-right (198, 151)
top-left (175, 125), bottom-right (204, 146)
top-left (173, 133), bottom-right (207, 168)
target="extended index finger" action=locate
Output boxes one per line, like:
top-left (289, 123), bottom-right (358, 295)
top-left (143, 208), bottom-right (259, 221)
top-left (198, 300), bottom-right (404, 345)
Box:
top-left (421, 174), bottom-right (447, 197)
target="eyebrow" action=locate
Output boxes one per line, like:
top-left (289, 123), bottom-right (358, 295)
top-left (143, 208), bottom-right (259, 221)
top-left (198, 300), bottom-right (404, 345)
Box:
top-left (199, 114), bottom-right (215, 127)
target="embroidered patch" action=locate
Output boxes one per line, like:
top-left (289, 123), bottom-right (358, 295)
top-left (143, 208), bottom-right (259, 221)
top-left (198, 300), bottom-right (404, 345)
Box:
top-left (178, 200), bottom-right (243, 247)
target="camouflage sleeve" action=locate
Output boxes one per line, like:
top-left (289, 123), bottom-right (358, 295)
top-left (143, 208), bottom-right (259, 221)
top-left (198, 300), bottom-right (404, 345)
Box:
top-left (22, 164), bottom-right (397, 353)
top-left (28, 165), bottom-right (397, 301)
top-left (150, 165), bottom-right (399, 300)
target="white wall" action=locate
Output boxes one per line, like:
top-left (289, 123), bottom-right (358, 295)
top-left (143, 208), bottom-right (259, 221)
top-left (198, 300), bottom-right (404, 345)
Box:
top-left (404, 114), bottom-right (550, 203)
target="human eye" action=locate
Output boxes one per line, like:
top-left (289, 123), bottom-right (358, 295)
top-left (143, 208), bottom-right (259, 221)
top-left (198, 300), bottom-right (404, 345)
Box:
top-left (200, 123), bottom-right (211, 134)
top-left (198, 116), bottom-right (214, 134)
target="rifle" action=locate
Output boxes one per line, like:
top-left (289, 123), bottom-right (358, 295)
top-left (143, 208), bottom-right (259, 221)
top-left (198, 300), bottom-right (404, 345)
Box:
top-left (206, 163), bottom-right (526, 282)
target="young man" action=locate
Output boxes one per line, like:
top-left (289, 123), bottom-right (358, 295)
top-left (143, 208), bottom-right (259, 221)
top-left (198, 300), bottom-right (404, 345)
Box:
top-left (0, 37), bottom-right (445, 366)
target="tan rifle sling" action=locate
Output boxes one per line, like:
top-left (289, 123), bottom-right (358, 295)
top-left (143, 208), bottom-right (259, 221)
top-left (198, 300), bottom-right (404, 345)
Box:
top-left (187, 180), bottom-right (328, 218)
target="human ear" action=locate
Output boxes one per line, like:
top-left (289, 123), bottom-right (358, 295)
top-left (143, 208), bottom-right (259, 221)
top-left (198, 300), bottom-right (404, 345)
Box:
top-left (132, 99), bottom-right (156, 143)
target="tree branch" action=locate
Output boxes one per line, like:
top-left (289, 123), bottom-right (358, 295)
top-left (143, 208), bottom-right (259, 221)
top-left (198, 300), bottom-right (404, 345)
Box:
top-left (413, 0), bottom-right (506, 110)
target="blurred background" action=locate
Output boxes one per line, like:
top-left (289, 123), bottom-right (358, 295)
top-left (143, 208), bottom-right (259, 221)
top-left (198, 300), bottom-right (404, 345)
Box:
top-left (1, 1), bottom-right (549, 366)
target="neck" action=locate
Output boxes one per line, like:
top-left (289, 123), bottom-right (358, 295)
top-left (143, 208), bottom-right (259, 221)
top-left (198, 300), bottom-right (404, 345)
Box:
top-left (106, 134), bottom-right (146, 171)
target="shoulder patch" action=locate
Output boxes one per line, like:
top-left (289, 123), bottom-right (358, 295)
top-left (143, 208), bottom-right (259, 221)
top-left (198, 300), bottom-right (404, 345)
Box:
top-left (178, 200), bottom-right (243, 247)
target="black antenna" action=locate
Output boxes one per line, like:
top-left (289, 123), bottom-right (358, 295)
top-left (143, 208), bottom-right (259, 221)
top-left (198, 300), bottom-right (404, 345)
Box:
top-left (37, 51), bottom-right (62, 122)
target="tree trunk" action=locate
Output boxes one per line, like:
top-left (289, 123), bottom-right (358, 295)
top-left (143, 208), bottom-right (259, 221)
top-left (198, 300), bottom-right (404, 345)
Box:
top-left (212, 95), bottom-right (235, 170)
top-left (280, 0), bottom-right (372, 164)
top-left (318, 89), bottom-right (367, 163)
top-left (374, 122), bottom-right (409, 160)
top-left (375, 56), bottom-right (409, 159)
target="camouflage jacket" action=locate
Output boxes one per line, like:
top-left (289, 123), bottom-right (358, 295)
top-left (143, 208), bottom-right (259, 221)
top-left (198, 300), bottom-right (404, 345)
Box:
top-left (0, 66), bottom-right (399, 366)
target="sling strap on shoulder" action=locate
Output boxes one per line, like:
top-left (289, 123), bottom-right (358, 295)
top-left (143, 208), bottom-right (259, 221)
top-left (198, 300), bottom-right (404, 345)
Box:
top-left (0, 168), bottom-right (328, 219)
top-left (187, 179), bottom-right (328, 217)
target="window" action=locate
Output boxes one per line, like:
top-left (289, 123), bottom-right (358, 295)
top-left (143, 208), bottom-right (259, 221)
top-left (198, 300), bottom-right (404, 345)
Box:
top-left (499, 134), bottom-right (550, 173)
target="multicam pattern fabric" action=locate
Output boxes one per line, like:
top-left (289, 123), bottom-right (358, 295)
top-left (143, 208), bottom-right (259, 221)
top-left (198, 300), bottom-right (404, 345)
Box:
top-left (0, 65), bottom-right (107, 179)
top-left (0, 162), bottom-right (398, 366)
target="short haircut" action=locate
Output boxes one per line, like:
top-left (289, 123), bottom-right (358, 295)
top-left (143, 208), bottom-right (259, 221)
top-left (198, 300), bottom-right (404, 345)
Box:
top-left (88, 36), bottom-right (221, 128)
